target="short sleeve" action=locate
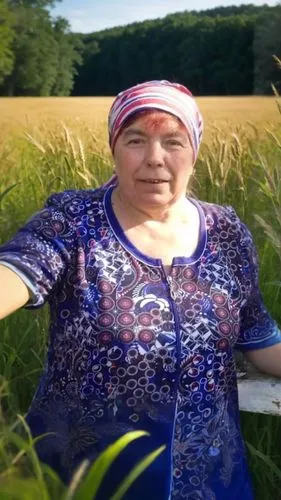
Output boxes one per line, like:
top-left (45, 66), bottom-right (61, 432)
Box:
top-left (233, 214), bottom-right (281, 351)
top-left (0, 192), bottom-right (77, 308)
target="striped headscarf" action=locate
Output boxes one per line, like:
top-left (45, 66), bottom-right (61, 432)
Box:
top-left (108, 80), bottom-right (203, 161)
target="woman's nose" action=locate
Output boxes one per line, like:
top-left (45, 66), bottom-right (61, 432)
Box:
top-left (145, 141), bottom-right (165, 167)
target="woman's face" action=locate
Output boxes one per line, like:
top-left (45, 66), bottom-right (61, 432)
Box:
top-left (112, 111), bottom-right (194, 210)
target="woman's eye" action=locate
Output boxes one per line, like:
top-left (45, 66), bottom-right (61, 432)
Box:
top-left (166, 140), bottom-right (183, 147)
top-left (127, 138), bottom-right (143, 145)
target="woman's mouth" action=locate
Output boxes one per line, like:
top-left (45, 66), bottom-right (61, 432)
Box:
top-left (140, 179), bottom-right (168, 184)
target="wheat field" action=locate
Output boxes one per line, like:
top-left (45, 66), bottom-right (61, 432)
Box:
top-left (0, 96), bottom-right (279, 143)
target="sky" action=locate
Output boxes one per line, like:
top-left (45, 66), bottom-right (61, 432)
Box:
top-left (50, 0), bottom-right (278, 33)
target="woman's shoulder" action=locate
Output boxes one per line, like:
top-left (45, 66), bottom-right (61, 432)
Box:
top-left (192, 197), bottom-right (241, 225)
top-left (194, 198), bottom-right (254, 247)
top-left (44, 186), bottom-right (106, 210)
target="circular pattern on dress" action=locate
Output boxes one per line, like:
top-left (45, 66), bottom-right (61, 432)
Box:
top-left (98, 297), bottom-right (114, 311)
top-left (139, 361), bottom-right (148, 371)
top-left (231, 308), bottom-right (239, 320)
top-left (212, 293), bottom-right (226, 305)
top-left (183, 267), bottom-right (195, 280)
top-left (217, 338), bottom-right (229, 350)
top-left (151, 308), bottom-right (160, 317)
top-left (127, 397), bottom-right (136, 407)
top-left (160, 385), bottom-right (170, 395)
top-left (233, 323), bottom-right (240, 336)
top-left (118, 329), bottom-right (135, 343)
top-left (129, 413), bottom-right (139, 423)
top-left (117, 367), bottom-right (126, 377)
top-left (117, 385), bottom-right (126, 395)
top-left (98, 331), bottom-right (113, 345)
top-left (138, 377), bottom-right (147, 387)
top-left (98, 280), bottom-right (113, 294)
top-left (126, 379), bottom-right (137, 390)
top-left (138, 329), bottom-right (155, 343)
top-left (183, 282), bottom-right (197, 293)
top-left (117, 297), bottom-right (134, 310)
top-left (227, 250), bottom-right (236, 259)
top-left (158, 347), bottom-right (167, 357)
top-left (185, 309), bottom-right (195, 319)
top-left (138, 313), bottom-right (152, 326)
top-left (118, 312), bottom-right (134, 326)
top-left (98, 313), bottom-right (114, 327)
top-left (60, 309), bottom-right (70, 319)
top-left (127, 348), bottom-right (138, 359)
top-left (145, 352), bottom-right (155, 362)
top-left (42, 227), bottom-right (56, 239)
top-left (190, 476), bottom-right (200, 487)
top-left (215, 307), bottom-right (229, 320)
top-left (221, 242), bottom-right (229, 251)
top-left (151, 392), bottom-right (161, 402)
top-left (53, 220), bottom-right (65, 233)
top-left (127, 365), bottom-right (138, 376)
top-left (134, 388), bottom-right (144, 399)
top-left (218, 322), bottom-right (232, 335)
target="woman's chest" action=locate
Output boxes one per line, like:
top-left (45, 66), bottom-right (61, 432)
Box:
top-left (60, 238), bottom-right (245, 354)
top-left (124, 221), bottom-right (200, 266)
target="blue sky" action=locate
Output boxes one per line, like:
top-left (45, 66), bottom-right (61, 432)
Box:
top-left (50, 0), bottom-right (278, 33)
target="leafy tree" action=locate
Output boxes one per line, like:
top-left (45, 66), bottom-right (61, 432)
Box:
top-left (253, 5), bottom-right (281, 94)
top-left (51, 17), bottom-right (83, 96)
top-left (2, 0), bottom-right (82, 96)
top-left (3, 4), bottom-right (58, 95)
top-left (0, 0), bottom-right (15, 85)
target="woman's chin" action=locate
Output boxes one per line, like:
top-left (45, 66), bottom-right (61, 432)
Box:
top-left (134, 183), bottom-right (170, 200)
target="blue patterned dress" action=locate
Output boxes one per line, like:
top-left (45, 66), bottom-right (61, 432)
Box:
top-left (0, 185), bottom-right (280, 500)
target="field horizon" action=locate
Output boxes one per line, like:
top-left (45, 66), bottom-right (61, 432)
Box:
top-left (1, 96), bottom-right (280, 144)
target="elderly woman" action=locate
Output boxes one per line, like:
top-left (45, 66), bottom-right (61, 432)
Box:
top-left (0, 80), bottom-right (281, 500)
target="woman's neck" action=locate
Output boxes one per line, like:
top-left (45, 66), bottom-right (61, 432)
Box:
top-left (111, 187), bottom-right (191, 226)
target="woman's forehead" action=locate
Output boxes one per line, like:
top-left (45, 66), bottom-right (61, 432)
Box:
top-left (123, 110), bottom-right (186, 135)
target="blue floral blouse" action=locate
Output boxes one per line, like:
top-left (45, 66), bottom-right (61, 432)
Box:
top-left (0, 185), bottom-right (280, 500)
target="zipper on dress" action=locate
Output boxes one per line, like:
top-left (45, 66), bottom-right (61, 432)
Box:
top-left (164, 272), bottom-right (182, 373)
top-left (163, 270), bottom-right (181, 500)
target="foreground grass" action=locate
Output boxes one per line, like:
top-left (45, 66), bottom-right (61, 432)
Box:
top-left (0, 113), bottom-right (281, 498)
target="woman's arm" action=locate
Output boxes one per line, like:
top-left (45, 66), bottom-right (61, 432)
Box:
top-left (0, 264), bottom-right (30, 320)
top-left (245, 343), bottom-right (281, 378)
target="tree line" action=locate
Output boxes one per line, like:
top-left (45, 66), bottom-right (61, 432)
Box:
top-left (1, 1), bottom-right (280, 97)
top-left (0, 0), bottom-right (82, 96)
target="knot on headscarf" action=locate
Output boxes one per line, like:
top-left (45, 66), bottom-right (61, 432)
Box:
top-left (108, 80), bottom-right (203, 161)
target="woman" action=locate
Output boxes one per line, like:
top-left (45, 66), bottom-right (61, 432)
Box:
top-left (0, 80), bottom-right (281, 500)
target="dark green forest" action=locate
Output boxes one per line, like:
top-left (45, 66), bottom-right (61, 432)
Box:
top-left (0, 0), bottom-right (280, 96)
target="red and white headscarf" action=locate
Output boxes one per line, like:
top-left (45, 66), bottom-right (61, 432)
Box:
top-left (104, 80), bottom-right (203, 187)
top-left (108, 80), bottom-right (203, 159)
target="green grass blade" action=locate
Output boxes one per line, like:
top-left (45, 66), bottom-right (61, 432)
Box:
top-left (246, 441), bottom-right (281, 480)
top-left (0, 183), bottom-right (19, 206)
top-left (110, 444), bottom-right (166, 500)
top-left (72, 431), bottom-right (149, 500)
top-left (14, 416), bottom-right (50, 500)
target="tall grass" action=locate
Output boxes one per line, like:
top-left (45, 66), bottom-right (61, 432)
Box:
top-left (0, 107), bottom-right (281, 498)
